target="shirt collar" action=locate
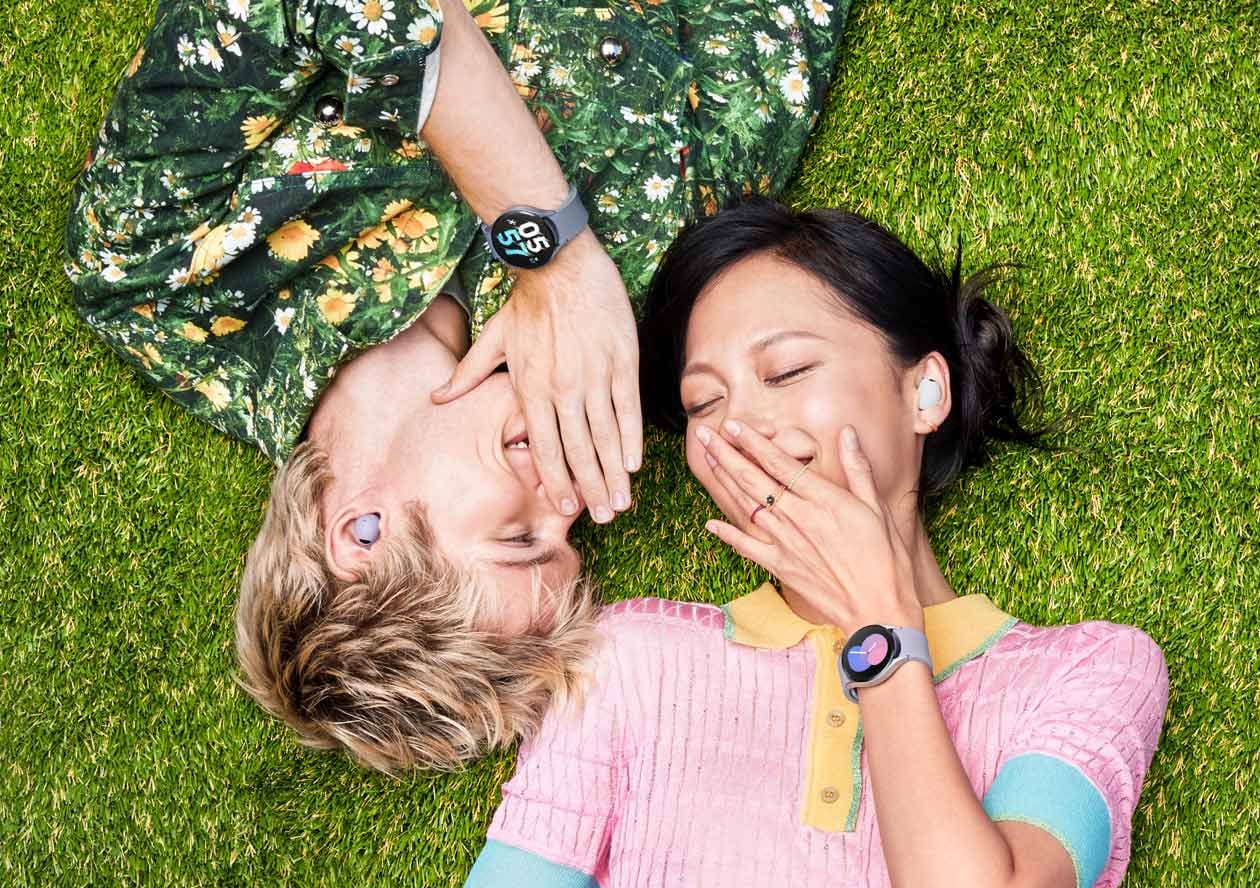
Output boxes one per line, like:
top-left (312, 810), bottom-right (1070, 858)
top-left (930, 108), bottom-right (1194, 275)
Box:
top-left (721, 582), bottom-right (1018, 679)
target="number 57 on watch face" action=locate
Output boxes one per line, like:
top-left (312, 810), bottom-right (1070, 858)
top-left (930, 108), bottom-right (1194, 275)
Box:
top-left (492, 213), bottom-right (559, 268)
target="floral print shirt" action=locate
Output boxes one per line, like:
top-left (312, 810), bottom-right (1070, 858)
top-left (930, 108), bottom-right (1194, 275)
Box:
top-left (64, 0), bottom-right (851, 464)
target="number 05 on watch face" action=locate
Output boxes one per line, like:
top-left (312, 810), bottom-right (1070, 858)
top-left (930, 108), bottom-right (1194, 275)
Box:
top-left (491, 212), bottom-right (559, 268)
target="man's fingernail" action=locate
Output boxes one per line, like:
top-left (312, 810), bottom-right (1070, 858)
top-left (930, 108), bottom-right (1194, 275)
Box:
top-left (625, 456), bottom-right (641, 472)
top-left (723, 419), bottom-right (741, 436)
top-left (704, 452), bottom-right (717, 468)
top-left (594, 506), bottom-right (613, 523)
top-left (696, 426), bottom-right (712, 445)
top-left (613, 491), bottom-right (630, 511)
top-left (560, 498), bottom-right (577, 515)
top-left (843, 427), bottom-right (858, 451)
top-left (432, 384), bottom-right (449, 397)
top-left (536, 484), bottom-right (546, 498)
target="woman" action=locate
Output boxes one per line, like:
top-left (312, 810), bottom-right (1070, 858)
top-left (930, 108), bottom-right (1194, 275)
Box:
top-left (465, 200), bottom-right (1169, 887)
top-left (64, 0), bottom-right (851, 770)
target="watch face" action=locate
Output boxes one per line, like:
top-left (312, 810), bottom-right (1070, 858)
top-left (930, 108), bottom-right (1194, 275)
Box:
top-left (490, 211), bottom-right (559, 269)
top-left (841, 626), bottom-right (902, 682)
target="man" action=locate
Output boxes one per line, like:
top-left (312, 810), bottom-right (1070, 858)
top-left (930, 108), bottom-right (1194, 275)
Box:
top-left (64, 0), bottom-right (850, 769)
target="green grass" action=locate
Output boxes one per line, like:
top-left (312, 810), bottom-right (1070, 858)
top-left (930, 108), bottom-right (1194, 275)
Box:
top-left (3, 0), bottom-right (1258, 884)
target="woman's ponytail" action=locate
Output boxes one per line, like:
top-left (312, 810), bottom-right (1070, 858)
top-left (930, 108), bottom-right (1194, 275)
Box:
top-left (921, 249), bottom-right (1051, 498)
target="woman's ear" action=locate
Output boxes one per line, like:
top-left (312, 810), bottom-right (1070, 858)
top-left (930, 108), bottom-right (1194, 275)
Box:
top-left (324, 502), bottom-right (384, 581)
top-left (911, 352), bottom-right (952, 435)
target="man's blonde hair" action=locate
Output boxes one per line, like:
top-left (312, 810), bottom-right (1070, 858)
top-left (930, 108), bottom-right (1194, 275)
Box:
top-left (234, 441), bottom-right (599, 772)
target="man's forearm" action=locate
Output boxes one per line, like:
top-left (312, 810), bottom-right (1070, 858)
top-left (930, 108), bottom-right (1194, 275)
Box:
top-left (421, 0), bottom-right (571, 221)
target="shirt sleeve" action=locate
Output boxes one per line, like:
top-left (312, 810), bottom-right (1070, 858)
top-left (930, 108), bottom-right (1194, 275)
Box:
top-left (308, 0), bottom-right (444, 134)
top-left (981, 624), bottom-right (1170, 888)
top-left (479, 637), bottom-right (628, 882)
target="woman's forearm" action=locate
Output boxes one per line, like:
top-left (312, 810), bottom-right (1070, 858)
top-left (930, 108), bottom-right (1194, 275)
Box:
top-left (859, 662), bottom-right (1020, 888)
top-left (421, 0), bottom-right (571, 222)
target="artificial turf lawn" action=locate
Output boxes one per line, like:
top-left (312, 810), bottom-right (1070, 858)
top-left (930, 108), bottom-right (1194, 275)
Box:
top-left (2, 0), bottom-right (1257, 883)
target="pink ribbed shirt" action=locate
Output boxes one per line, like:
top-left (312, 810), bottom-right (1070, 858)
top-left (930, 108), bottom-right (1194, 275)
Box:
top-left (485, 595), bottom-right (1169, 888)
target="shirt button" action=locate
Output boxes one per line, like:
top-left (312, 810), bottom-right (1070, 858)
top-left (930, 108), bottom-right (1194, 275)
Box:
top-left (314, 94), bottom-right (344, 128)
top-left (821, 787), bottom-right (839, 804)
top-left (827, 709), bottom-right (846, 728)
top-left (598, 35), bottom-right (627, 66)
top-left (380, 73), bottom-right (400, 87)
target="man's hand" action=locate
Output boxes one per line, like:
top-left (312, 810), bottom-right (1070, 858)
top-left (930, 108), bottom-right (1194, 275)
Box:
top-left (431, 228), bottom-right (642, 524)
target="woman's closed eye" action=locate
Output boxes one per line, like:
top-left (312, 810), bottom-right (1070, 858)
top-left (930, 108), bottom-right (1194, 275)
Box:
top-left (766, 364), bottom-right (814, 385)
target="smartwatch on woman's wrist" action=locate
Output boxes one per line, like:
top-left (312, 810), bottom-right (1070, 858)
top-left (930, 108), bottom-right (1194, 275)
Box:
top-left (480, 184), bottom-right (589, 270)
top-left (838, 624), bottom-right (933, 704)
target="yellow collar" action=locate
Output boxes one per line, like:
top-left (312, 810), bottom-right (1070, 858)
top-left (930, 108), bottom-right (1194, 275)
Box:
top-left (722, 582), bottom-right (1018, 683)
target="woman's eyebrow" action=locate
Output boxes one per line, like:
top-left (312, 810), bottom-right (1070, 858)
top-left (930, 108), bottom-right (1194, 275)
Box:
top-left (682, 329), bottom-right (826, 378)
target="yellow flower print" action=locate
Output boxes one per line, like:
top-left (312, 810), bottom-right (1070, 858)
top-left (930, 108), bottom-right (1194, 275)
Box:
top-left (381, 199), bottom-right (413, 224)
top-left (143, 343), bottom-right (163, 366)
top-left (126, 47), bottom-right (145, 77)
top-left (317, 254), bottom-right (342, 272)
top-left (688, 81), bottom-right (700, 111)
top-left (395, 139), bottom-right (424, 159)
top-left (355, 223), bottom-right (389, 250)
top-left (371, 257), bottom-right (396, 283)
top-left (132, 303), bottom-right (155, 320)
top-left (392, 207), bottom-right (438, 240)
top-left (267, 219), bottom-right (320, 261)
top-left (328, 122), bottom-right (364, 138)
top-left (466, 0), bottom-right (508, 34)
top-left (317, 288), bottom-right (358, 324)
top-left (241, 114), bottom-right (281, 150)
top-left (375, 281), bottom-right (394, 303)
top-left (195, 379), bottom-right (231, 410)
top-left (190, 223), bottom-right (230, 277)
top-left (210, 316), bottom-right (246, 336)
top-left (478, 266), bottom-right (504, 296)
top-left (180, 322), bottom-right (209, 342)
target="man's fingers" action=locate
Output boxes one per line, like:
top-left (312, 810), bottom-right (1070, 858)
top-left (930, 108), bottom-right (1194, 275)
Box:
top-left (523, 397), bottom-right (578, 516)
top-left (557, 400), bottom-right (613, 523)
top-left (431, 317), bottom-right (504, 403)
top-left (611, 357), bottom-right (643, 473)
top-left (586, 393), bottom-right (632, 513)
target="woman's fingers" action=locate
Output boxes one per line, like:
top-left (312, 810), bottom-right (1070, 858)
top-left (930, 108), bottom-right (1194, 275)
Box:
top-left (704, 519), bottom-right (780, 574)
top-left (708, 458), bottom-right (777, 544)
top-left (719, 420), bottom-right (821, 498)
top-left (839, 426), bottom-right (880, 513)
top-left (697, 424), bottom-right (805, 523)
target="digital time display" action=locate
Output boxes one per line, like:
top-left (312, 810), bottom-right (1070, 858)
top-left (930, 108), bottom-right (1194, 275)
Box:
top-left (490, 211), bottom-right (559, 269)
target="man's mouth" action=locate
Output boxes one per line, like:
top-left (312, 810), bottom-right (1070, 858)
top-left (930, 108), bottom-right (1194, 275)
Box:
top-left (504, 430), bottom-right (530, 450)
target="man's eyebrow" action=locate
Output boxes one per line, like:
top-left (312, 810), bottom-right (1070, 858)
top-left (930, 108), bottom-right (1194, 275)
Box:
top-left (681, 329), bottom-right (826, 378)
top-left (490, 547), bottom-right (562, 569)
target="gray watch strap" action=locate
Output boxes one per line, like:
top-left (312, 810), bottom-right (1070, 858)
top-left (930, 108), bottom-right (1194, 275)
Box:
top-left (479, 184), bottom-right (589, 261)
top-left (840, 626), bottom-right (933, 704)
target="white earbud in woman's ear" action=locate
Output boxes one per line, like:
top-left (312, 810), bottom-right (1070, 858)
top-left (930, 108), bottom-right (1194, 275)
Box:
top-left (917, 378), bottom-right (942, 410)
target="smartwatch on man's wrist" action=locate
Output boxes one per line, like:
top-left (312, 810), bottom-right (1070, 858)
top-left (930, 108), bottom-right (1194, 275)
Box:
top-left (480, 183), bottom-right (589, 270)
top-left (838, 624), bottom-right (933, 704)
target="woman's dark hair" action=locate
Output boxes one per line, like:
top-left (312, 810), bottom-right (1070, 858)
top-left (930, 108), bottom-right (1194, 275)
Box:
top-left (639, 197), bottom-right (1051, 502)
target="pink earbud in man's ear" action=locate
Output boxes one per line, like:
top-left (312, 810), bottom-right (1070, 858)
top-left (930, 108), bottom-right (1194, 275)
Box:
top-left (353, 513), bottom-right (381, 547)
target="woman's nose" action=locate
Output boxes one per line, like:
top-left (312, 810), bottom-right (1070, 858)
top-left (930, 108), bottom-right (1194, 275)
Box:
top-left (723, 396), bottom-right (778, 439)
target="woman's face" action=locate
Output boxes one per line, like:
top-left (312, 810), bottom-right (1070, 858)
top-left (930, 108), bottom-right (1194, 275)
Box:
top-left (680, 252), bottom-right (938, 523)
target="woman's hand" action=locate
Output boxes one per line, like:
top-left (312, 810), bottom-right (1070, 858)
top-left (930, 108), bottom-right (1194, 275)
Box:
top-left (696, 420), bottom-right (923, 638)
top-left (433, 228), bottom-right (641, 524)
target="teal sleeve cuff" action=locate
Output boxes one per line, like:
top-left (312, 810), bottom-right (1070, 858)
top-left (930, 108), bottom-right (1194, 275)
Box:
top-left (464, 839), bottom-right (597, 888)
top-left (982, 753), bottom-right (1112, 888)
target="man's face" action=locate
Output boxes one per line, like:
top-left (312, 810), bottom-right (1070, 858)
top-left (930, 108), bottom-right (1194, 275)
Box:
top-left (382, 370), bottom-right (584, 633)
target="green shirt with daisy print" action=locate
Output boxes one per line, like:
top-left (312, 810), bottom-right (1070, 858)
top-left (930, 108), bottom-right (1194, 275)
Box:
top-left (65, 0), bottom-right (851, 464)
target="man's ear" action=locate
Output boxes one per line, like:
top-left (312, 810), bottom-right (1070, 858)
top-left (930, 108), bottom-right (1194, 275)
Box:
top-left (324, 502), bottom-right (384, 582)
top-left (911, 352), bottom-right (952, 435)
